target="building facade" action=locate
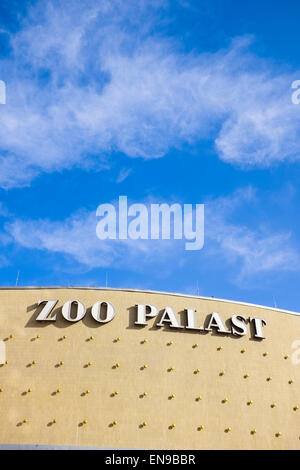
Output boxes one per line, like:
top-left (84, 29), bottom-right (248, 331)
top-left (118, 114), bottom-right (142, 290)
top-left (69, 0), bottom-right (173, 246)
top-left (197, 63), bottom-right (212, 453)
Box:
top-left (0, 287), bottom-right (299, 449)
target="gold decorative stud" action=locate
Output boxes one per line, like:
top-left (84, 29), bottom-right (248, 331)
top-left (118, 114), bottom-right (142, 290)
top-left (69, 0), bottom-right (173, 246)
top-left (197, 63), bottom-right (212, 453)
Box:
top-left (5, 360), bottom-right (8, 364)
top-left (142, 364), bottom-right (148, 369)
top-left (194, 368), bottom-right (200, 374)
top-left (82, 419), bottom-right (87, 425)
top-left (36, 335), bottom-right (40, 339)
top-left (288, 379), bottom-right (294, 384)
top-left (89, 336), bottom-right (94, 341)
top-left (169, 423), bottom-right (175, 429)
top-left (32, 360), bottom-right (36, 365)
top-left (222, 398), bottom-right (228, 403)
top-left (85, 390), bottom-right (90, 395)
top-left (52, 419), bottom-right (56, 424)
top-left (275, 432), bottom-right (281, 438)
top-left (113, 391), bottom-right (118, 396)
top-left (27, 388), bottom-right (31, 393)
top-left (196, 396), bottom-right (202, 401)
top-left (241, 349), bottom-right (246, 353)
top-left (192, 344), bottom-right (198, 348)
top-left (141, 421), bottom-right (147, 427)
top-left (112, 420), bottom-right (117, 426)
top-left (63, 335), bottom-right (66, 339)
top-left (293, 405), bottom-right (299, 411)
top-left (167, 341), bottom-right (173, 346)
top-left (266, 376), bottom-right (272, 381)
top-left (115, 337), bottom-right (120, 342)
top-left (251, 429), bottom-right (257, 435)
top-left (244, 373), bottom-right (249, 379)
top-left (87, 362), bottom-right (92, 367)
top-left (284, 355), bottom-right (289, 360)
top-left (0, 388), bottom-right (3, 392)
top-left (56, 389), bottom-right (61, 393)
top-left (225, 427), bottom-right (231, 433)
top-left (23, 419), bottom-right (27, 424)
top-left (59, 361), bottom-right (63, 366)
top-left (114, 363), bottom-right (119, 368)
top-left (141, 339), bottom-right (147, 344)
top-left (9, 334), bottom-right (13, 339)
top-left (263, 352), bottom-right (268, 357)
top-left (169, 393), bottom-right (175, 399)
top-left (197, 425), bottom-right (204, 431)
top-left (168, 366), bottom-right (174, 371)
top-left (219, 371), bottom-right (225, 376)
top-left (271, 403), bottom-right (277, 408)
top-left (217, 346), bottom-right (222, 351)
top-left (247, 400), bottom-right (253, 406)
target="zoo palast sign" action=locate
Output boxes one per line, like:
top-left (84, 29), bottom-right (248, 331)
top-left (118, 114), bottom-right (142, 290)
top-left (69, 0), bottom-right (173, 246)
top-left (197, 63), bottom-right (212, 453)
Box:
top-left (35, 299), bottom-right (267, 339)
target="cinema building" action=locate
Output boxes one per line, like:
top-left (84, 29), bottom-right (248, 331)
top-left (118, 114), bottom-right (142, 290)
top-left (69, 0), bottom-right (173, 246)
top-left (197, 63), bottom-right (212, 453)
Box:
top-left (0, 287), bottom-right (299, 450)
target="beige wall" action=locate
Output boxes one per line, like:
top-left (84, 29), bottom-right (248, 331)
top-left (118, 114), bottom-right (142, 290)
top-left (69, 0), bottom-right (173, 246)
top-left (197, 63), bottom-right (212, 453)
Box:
top-left (0, 287), bottom-right (299, 450)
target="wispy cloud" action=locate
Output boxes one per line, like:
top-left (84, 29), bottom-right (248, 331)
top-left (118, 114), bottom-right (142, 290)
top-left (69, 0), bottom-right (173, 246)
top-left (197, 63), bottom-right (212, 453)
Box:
top-left (5, 188), bottom-right (300, 283)
top-left (5, 208), bottom-right (181, 270)
top-left (205, 188), bottom-right (300, 281)
top-left (116, 168), bottom-right (132, 183)
top-left (0, 1), bottom-right (299, 188)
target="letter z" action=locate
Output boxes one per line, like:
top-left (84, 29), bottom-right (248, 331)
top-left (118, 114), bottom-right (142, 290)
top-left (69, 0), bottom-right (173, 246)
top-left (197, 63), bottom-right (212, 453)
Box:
top-left (36, 300), bottom-right (58, 321)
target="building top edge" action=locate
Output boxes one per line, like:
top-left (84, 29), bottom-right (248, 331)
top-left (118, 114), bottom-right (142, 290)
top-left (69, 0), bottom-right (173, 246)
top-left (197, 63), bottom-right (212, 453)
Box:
top-left (0, 286), bottom-right (299, 318)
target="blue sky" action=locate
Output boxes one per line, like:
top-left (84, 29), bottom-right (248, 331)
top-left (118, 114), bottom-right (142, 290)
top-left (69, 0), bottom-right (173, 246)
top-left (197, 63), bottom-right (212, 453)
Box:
top-left (0, 0), bottom-right (300, 311)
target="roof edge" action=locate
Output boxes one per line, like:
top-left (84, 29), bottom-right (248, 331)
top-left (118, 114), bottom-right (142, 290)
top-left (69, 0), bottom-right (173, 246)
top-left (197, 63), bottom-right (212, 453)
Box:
top-left (0, 286), bottom-right (299, 318)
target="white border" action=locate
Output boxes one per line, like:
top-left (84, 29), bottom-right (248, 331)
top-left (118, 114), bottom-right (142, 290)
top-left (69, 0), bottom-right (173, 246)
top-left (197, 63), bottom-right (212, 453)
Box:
top-left (0, 286), bottom-right (299, 317)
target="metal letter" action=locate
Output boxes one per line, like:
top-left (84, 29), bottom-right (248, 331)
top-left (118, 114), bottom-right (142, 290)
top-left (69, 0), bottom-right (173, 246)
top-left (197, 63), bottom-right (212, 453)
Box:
top-left (91, 301), bottom-right (115, 323)
top-left (205, 312), bottom-right (230, 334)
top-left (156, 307), bottom-right (184, 329)
top-left (36, 300), bottom-right (58, 321)
top-left (231, 315), bottom-right (248, 336)
top-left (62, 300), bottom-right (86, 322)
top-left (185, 309), bottom-right (204, 330)
top-left (250, 317), bottom-right (267, 339)
top-left (135, 304), bottom-right (158, 325)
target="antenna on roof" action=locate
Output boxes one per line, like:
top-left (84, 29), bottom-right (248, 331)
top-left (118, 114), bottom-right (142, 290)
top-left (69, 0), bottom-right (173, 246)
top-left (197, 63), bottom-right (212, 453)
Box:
top-left (273, 296), bottom-right (277, 309)
top-left (105, 272), bottom-right (108, 288)
top-left (196, 280), bottom-right (199, 296)
top-left (15, 271), bottom-right (20, 286)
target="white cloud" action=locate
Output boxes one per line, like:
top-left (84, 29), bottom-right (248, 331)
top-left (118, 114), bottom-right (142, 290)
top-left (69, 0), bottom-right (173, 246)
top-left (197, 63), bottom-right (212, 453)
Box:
top-left (0, 1), bottom-right (299, 188)
top-left (5, 209), bottom-right (181, 270)
top-left (5, 188), bottom-right (300, 282)
top-left (205, 188), bottom-right (300, 281)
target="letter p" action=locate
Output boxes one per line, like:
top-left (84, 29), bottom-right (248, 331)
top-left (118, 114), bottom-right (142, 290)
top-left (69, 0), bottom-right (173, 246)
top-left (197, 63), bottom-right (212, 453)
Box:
top-left (135, 304), bottom-right (158, 325)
